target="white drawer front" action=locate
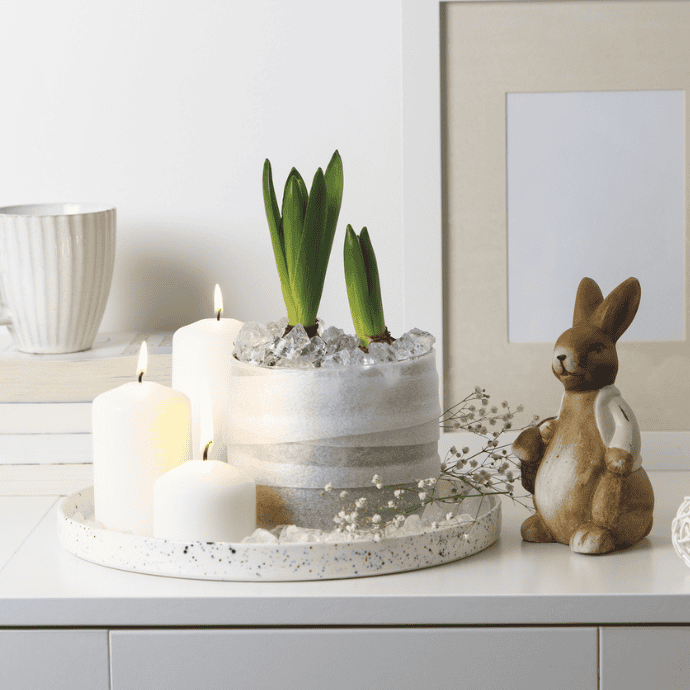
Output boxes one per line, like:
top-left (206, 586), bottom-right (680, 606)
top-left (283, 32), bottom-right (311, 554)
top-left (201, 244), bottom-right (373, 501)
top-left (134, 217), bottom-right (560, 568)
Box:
top-left (110, 627), bottom-right (597, 690)
top-left (601, 626), bottom-right (690, 690)
top-left (0, 630), bottom-right (109, 690)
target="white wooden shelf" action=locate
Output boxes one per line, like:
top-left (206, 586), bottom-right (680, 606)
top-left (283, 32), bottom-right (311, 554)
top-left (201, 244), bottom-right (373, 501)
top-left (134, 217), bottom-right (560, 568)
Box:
top-left (2, 436), bottom-right (690, 690)
top-left (1, 471), bottom-right (689, 628)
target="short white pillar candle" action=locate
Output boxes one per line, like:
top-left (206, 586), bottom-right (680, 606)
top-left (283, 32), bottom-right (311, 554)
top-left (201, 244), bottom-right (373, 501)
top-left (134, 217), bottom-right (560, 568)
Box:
top-left (154, 391), bottom-right (256, 543)
top-left (92, 343), bottom-right (192, 536)
top-left (153, 459), bottom-right (256, 543)
top-left (172, 285), bottom-right (243, 462)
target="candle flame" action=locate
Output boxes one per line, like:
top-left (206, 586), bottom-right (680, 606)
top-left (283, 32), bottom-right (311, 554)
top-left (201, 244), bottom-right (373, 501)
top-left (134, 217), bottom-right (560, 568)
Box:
top-left (214, 284), bottom-right (223, 319)
top-left (136, 341), bottom-right (148, 382)
top-left (200, 382), bottom-right (213, 459)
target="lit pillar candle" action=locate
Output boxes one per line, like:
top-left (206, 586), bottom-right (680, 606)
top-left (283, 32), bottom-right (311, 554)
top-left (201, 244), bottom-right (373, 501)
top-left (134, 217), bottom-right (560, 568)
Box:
top-left (92, 342), bottom-right (192, 536)
top-left (172, 285), bottom-right (243, 461)
top-left (153, 389), bottom-right (256, 543)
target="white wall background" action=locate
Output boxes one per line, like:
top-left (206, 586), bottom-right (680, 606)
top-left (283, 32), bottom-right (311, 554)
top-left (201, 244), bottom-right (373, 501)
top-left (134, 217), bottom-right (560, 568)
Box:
top-left (0, 0), bottom-right (404, 335)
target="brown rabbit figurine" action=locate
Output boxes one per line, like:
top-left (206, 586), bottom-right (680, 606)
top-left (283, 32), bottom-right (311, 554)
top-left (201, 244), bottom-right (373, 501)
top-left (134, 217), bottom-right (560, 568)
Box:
top-left (512, 277), bottom-right (654, 555)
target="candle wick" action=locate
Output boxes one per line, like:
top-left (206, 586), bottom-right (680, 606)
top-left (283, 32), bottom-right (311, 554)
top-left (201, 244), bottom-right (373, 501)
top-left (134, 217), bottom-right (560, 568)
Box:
top-left (216, 309), bottom-right (221, 321)
top-left (138, 371), bottom-right (144, 383)
top-left (203, 441), bottom-right (212, 461)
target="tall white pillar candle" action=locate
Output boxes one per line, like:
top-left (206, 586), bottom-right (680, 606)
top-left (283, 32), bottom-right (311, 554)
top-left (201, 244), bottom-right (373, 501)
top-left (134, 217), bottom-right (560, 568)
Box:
top-left (153, 391), bottom-right (256, 543)
top-left (172, 285), bottom-right (243, 461)
top-left (92, 343), bottom-right (192, 536)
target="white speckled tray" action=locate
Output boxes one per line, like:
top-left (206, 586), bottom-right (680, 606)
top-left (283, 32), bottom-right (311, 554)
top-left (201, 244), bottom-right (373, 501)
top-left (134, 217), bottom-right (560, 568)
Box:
top-left (57, 487), bottom-right (501, 581)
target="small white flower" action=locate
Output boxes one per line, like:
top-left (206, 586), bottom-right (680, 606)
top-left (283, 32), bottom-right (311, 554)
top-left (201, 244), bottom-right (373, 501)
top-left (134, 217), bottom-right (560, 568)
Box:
top-left (418, 492), bottom-right (427, 501)
top-left (418, 480), bottom-right (426, 489)
top-left (445, 512), bottom-right (454, 521)
top-left (462, 447), bottom-right (470, 454)
top-left (387, 500), bottom-right (397, 509)
top-left (394, 489), bottom-right (404, 499)
top-left (371, 514), bottom-right (382, 524)
top-left (372, 474), bottom-right (382, 484)
top-left (376, 483), bottom-right (383, 490)
top-left (450, 445), bottom-right (458, 455)
top-left (355, 497), bottom-right (367, 509)
top-left (324, 482), bottom-right (334, 492)
top-left (345, 511), bottom-right (358, 524)
top-left (339, 490), bottom-right (349, 499)
top-left (426, 477), bottom-right (437, 486)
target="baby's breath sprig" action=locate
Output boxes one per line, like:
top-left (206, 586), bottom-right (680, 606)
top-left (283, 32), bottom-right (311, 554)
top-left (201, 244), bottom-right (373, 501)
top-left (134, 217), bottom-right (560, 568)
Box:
top-left (439, 385), bottom-right (532, 434)
top-left (326, 475), bottom-right (476, 542)
top-left (323, 388), bottom-right (537, 540)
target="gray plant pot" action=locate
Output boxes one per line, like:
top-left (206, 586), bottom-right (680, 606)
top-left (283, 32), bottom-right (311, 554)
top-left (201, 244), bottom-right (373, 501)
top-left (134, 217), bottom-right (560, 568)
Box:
top-left (224, 350), bottom-right (441, 530)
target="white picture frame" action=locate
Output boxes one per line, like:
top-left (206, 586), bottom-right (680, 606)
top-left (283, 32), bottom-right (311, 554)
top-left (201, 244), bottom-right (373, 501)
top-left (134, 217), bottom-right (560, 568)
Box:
top-left (400, 0), bottom-right (689, 468)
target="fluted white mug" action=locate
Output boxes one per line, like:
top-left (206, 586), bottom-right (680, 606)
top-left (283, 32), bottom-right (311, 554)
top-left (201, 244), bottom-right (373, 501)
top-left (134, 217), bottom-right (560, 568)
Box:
top-left (0, 203), bottom-right (116, 354)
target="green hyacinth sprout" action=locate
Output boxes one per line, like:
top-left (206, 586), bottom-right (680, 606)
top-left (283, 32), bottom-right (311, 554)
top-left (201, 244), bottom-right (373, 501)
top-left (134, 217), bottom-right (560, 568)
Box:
top-left (262, 151), bottom-right (343, 333)
top-left (344, 225), bottom-right (391, 348)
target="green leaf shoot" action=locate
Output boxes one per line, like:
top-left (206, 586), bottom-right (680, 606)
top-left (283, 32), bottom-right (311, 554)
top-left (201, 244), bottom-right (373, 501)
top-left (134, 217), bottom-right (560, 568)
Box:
top-left (263, 152), bottom-right (343, 329)
top-left (344, 225), bottom-right (388, 347)
top-left (263, 159), bottom-right (296, 324)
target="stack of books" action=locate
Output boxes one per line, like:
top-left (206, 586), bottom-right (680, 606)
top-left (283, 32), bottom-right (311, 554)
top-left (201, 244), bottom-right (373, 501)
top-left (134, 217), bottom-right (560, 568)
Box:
top-left (0, 332), bottom-right (172, 492)
top-left (0, 332), bottom-right (172, 434)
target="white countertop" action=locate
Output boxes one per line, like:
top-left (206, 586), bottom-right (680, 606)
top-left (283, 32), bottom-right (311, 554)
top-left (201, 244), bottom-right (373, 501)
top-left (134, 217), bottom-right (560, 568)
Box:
top-left (1, 471), bottom-right (690, 628)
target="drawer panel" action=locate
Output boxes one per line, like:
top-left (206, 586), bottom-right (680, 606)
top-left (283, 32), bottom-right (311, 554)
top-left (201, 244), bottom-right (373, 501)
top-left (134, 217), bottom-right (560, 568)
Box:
top-left (0, 630), bottom-right (109, 690)
top-left (111, 627), bottom-right (597, 690)
top-left (601, 626), bottom-right (690, 690)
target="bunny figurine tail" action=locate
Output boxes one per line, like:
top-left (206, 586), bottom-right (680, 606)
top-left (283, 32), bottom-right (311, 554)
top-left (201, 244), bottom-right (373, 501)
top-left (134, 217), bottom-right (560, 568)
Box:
top-left (512, 277), bottom-right (654, 555)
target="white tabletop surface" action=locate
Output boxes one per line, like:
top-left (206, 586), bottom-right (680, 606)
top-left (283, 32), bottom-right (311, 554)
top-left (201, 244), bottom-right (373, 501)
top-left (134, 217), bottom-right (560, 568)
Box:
top-left (1, 471), bottom-right (690, 628)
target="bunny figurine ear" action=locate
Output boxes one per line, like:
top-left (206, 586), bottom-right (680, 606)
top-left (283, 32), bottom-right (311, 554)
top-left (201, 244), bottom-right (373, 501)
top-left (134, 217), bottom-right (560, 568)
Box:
top-left (573, 277), bottom-right (604, 326)
top-left (590, 277), bottom-right (641, 343)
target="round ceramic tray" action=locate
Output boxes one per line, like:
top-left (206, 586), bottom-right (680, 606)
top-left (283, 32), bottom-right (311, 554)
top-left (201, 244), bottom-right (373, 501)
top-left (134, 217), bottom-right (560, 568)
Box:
top-left (57, 486), bottom-right (501, 581)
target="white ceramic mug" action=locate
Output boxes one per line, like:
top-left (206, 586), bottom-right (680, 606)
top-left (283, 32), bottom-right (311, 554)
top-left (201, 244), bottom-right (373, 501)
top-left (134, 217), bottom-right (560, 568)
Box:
top-left (0, 203), bottom-right (116, 354)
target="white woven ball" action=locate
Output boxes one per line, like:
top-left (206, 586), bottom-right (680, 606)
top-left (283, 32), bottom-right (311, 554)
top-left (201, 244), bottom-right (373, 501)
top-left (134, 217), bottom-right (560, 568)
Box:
top-left (671, 497), bottom-right (690, 568)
